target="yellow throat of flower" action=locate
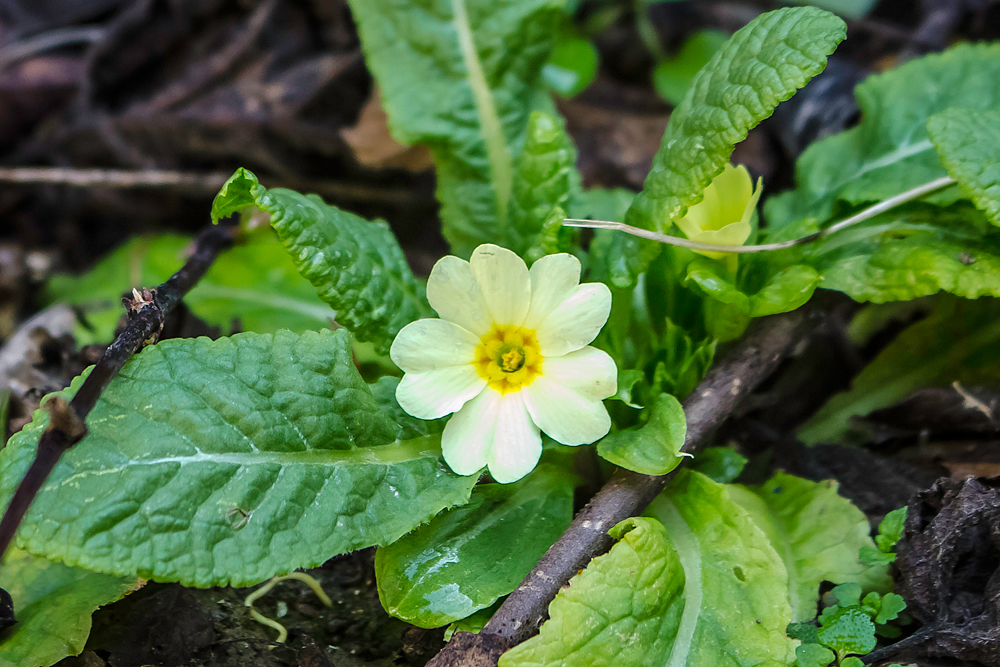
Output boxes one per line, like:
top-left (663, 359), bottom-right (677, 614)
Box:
top-left (474, 324), bottom-right (543, 394)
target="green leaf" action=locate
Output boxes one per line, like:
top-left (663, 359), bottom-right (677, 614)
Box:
top-left (830, 582), bottom-right (863, 608)
top-left (799, 296), bottom-right (1000, 444)
top-left (874, 507), bottom-right (907, 554)
top-left (0, 549), bottom-right (137, 667)
top-left (211, 169), bottom-right (431, 354)
top-left (609, 7), bottom-right (846, 286)
top-left (543, 33), bottom-right (598, 98)
top-left (508, 111), bottom-right (580, 256)
top-left (0, 329), bottom-right (477, 587)
top-left (444, 599), bottom-right (502, 640)
top-left (874, 593), bottom-right (906, 625)
top-left (787, 621), bottom-right (819, 644)
top-left (794, 643), bottom-right (835, 667)
top-left (652, 30), bottom-right (729, 106)
top-left (748, 265), bottom-right (822, 317)
top-left (688, 446), bottom-right (747, 484)
top-left (765, 42), bottom-right (1000, 232)
top-left (375, 464), bottom-right (575, 628)
top-left (728, 474), bottom-right (889, 622)
top-left (347, 0), bottom-right (562, 256)
top-left (504, 471), bottom-right (797, 666)
top-left (840, 658), bottom-right (864, 667)
top-left (816, 606), bottom-right (876, 656)
top-left (928, 107), bottom-right (1000, 227)
top-left (44, 232), bottom-right (335, 345)
top-left (597, 393), bottom-right (687, 475)
top-left (499, 516), bottom-right (687, 667)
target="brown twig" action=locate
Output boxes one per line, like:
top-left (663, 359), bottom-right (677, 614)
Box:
top-left (0, 222), bottom-right (237, 560)
top-left (426, 308), bottom-right (816, 667)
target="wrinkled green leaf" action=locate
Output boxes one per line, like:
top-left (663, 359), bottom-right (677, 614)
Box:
top-left (347, 0), bottom-right (561, 256)
top-left (0, 549), bottom-right (137, 667)
top-left (766, 42), bottom-right (1000, 231)
top-left (45, 232), bottom-right (335, 345)
top-left (688, 447), bottom-right (746, 484)
top-left (928, 107), bottom-right (1000, 227)
top-left (504, 471), bottom-right (796, 666)
top-left (543, 32), bottom-right (598, 98)
top-left (499, 516), bottom-right (686, 667)
top-left (728, 473), bottom-right (889, 621)
top-left (789, 0), bottom-right (876, 20)
top-left (609, 7), bottom-right (846, 286)
top-left (375, 464), bottom-right (575, 628)
top-left (508, 111), bottom-right (580, 256)
top-left (816, 606), bottom-right (875, 656)
top-left (597, 393), bottom-right (687, 475)
top-left (652, 30), bottom-right (728, 106)
top-left (800, 296), bottom-right (1000, 444)
top-left (787, 621), bottom-right (819, 644)
top-left (211, 169), bottom-right (431, 353)
top-left (0, 329), bottom-right (476, 587)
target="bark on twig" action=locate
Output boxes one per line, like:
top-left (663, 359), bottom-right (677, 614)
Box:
top-left (0, 222), bottom-right (237, 560)
top-left (426, 308), bottom-right (816, 667)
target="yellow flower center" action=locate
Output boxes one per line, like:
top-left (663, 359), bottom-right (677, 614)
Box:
top-left (474, 324), bottom-right (543, 394)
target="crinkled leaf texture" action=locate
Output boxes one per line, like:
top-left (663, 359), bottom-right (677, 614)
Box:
top-left (0, 549), bottom-right (138, 667)
top-left (608, 7), bottom-right (846, 286)
top-left (44, 232), bottom-right (334, 345)
top-left (347, 0), bottom-right (561, 256)
top-left (928, 107), bottom-right (1000, 227)
top-left (728, 473), bottom-right (889, 622)
top-left (502, 470), bottom-right (796, 667)
top-left (375, 463), bottom-right (575, 628)
top-left (211, 169), bottom-right (431, 354)
top-left (766, 42), bottom-right (1000, 230)
top-left (0, 329), bottom-right (477, 587)
top-left (597, 393), bottom-right (687, 475)
top-left (800, 295), bottom-right (1000, 444)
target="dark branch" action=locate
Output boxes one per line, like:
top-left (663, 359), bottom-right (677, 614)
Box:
top-left (0, 223), bottom-right (236, 559)
top-left (425, 308), bottom-right (817, 667)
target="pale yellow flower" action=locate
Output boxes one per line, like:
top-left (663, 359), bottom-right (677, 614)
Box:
top-left (675, 163), bottom-right (763, 265)
top-left (390, 245), bottom-right (617, 483)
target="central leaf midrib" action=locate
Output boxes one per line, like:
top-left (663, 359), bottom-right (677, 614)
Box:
top-left (653, 496), bottom-right (702, 667)
top-left (451, 0), bottom-right (511, 230)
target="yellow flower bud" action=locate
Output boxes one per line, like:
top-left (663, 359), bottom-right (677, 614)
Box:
top-left (675, 163), bottom-right (763, 264)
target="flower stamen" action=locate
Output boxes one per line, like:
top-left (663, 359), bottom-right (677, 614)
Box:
top-left (474, 324), bottom-right (542, 394)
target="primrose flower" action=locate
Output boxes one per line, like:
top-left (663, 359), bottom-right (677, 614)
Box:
top-left (390, 244), bottom-right (616, 483)
top-left (675, 163), bottom-right (763, 264)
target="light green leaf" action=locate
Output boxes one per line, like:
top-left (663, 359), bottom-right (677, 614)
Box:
top-left (830, 582), bottom-right (863, 608)
top-left (375, 464), bottom-right (575, 628)
top-left (795, 643), bottom-right (835, 667)
top-left (928, 107), bottom-right (1000, 227)
top-left (444, 599), bottom-right (502, 640)
top-left (816, 606), bottom-right (876, 656)
top-left (839, 658), bottom-right (864, 667)
top-left (44, 232), bottom-right (335, 345)
top-left (874, 507), bottom-right (907, 554)
top-left (509, 111), bottom-right (580, 255)
top-left (800, 296), bottom-right (1000, 444)
top-left (597, 393), bottom-right (687, 475)
top-left (347, 0), bottom-right (562, 256)
top-left (652, 30), bottom-right (728, 106)
top-left (0, 329), bottom-right (476, 587)
top-left (0, 549), bottom-right (137, 667)
top-left (874, 593), bottom-right (906, 625)
top-left (543, 33), bottom-right (598, 98)
top-left (728, 474), bottom-right (889, 622)
top-left (499, 516), bottom-right (686, 667)
top-left (609, 7), bottom-right (846, 286)
top-left (765, 42), bottom-right (1000, 231)
top-left (211, 169), bottom-right (431, 354)
top-left (748, 265), bottom-right (822, 317)
top-left (688, 447), bottom-right (747, 484)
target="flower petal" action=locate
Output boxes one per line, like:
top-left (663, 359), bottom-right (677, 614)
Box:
top-left (395, 366), bottom-right (486, 420)
top-left (469, 244), bottom-right (531, 326)
top-left (540, 346), bottom-right (617, 400)
top-left (441, 388), bottom-right (501, 476)
top-left (487, 392), bottom-right (542, 484)
top-left (523, 376), bottom-right (611, 446)
top-left (523, 253), bottom-right (581, 330)
top-left (535, 283), bottom-right (612, 356)
top-left (390, 319), bottom-right (479, 373)
top-left (427, 255), bottom-right (493, 336)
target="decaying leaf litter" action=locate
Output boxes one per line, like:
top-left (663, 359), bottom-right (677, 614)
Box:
top-left (1, 1), bottom-right (1000, 667)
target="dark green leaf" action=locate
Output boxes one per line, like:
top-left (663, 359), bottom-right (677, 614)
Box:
top-left (816, 606), bottom-right (876, 656)
top-left (794, 643), bottom-right (835, 667)
top-left (927, 107), bottom-right (1000, 227)
top-left (543, 33), bottom-right (598, 98)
